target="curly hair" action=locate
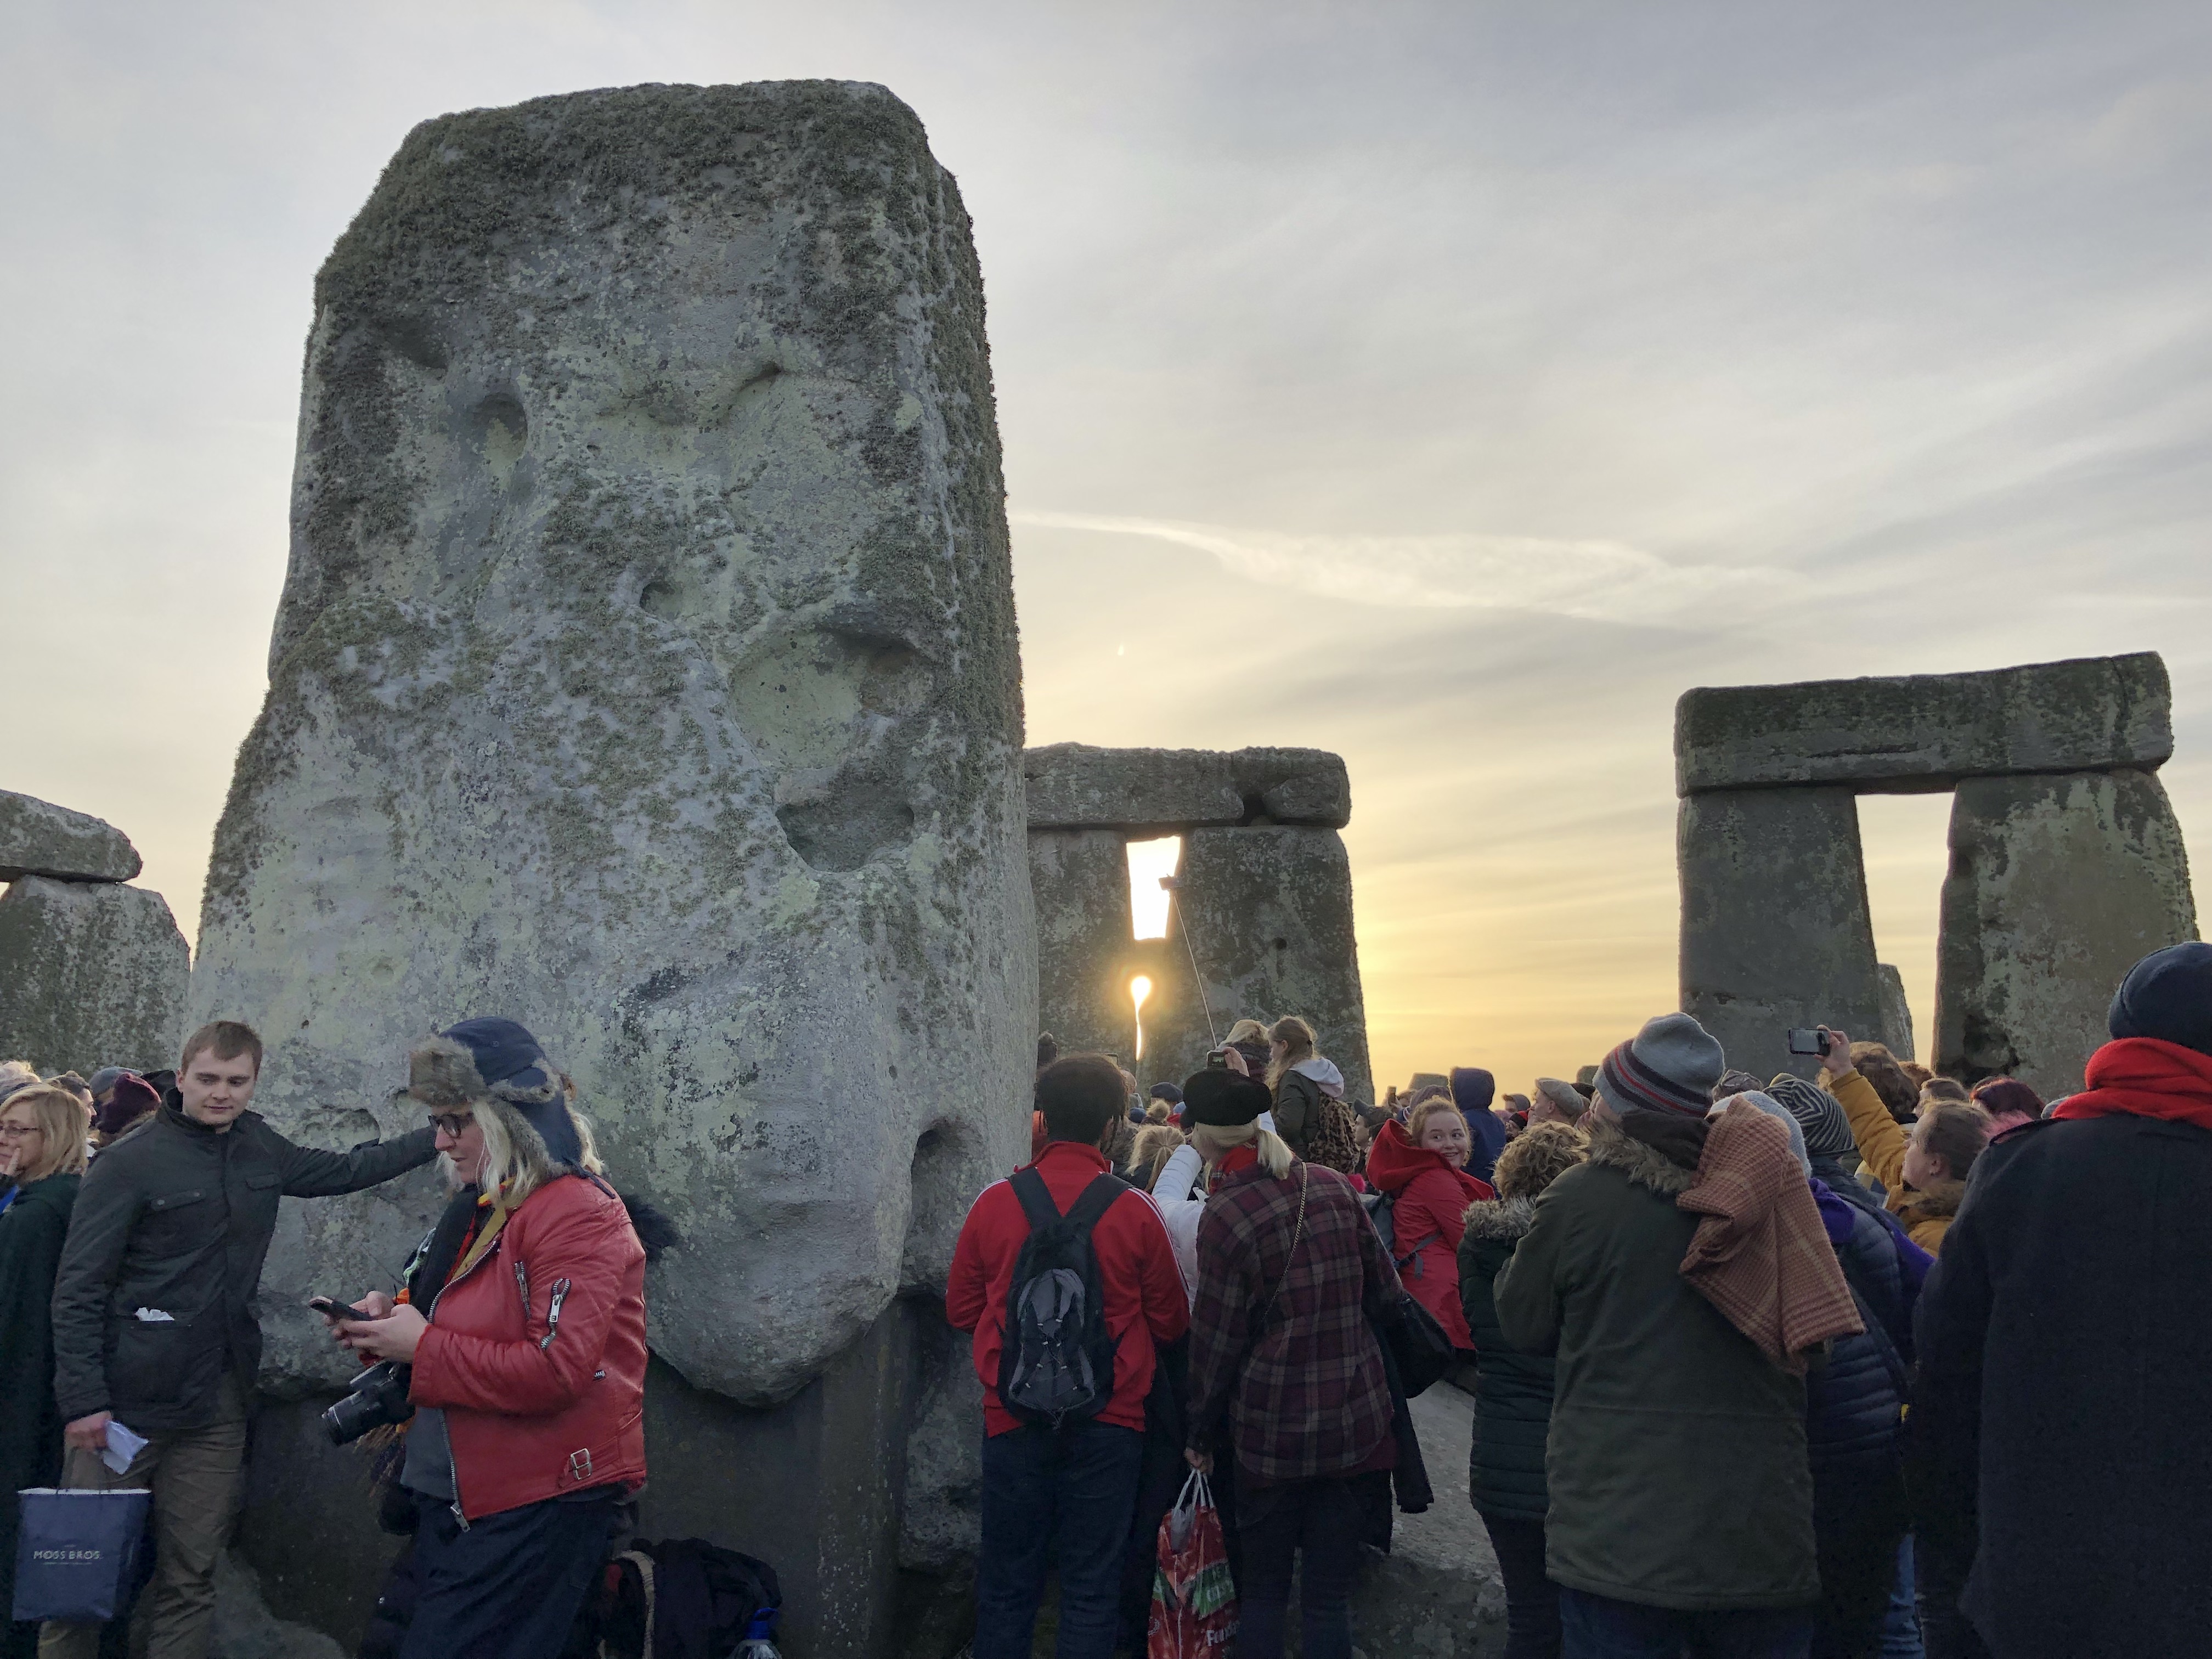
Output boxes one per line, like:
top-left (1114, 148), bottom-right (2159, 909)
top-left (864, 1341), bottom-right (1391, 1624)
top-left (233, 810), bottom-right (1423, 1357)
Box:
top-left (1405, 1095), bottom-right (1466, 1144)
top-left (1849, 1043), bottom-right (1920, 1123)
top-left (1491, 1119), bottom-right (1587, 1200)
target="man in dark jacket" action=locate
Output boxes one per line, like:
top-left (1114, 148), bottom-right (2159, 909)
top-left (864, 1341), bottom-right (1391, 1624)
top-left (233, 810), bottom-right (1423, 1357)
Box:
top-left (42, 1022), bottom-right (436, 1659)
top-left (1494, 1014), bottom-right (1818, 1658)
top-left (1915, 943), bottom-right (2212, 1659)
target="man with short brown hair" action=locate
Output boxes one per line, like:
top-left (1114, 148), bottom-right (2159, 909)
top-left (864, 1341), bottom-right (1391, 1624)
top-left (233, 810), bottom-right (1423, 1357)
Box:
top-left (42, 1022), bottom-right (437, 1659)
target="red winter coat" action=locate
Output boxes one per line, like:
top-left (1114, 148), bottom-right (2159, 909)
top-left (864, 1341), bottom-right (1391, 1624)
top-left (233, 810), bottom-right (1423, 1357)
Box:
top-left (410, 1174), bottom-right (648, 1521)
top-left (946, 1140), bottom-right (1189, 1436)
top-left (1365, 1120), bottom-right (1492, 1350)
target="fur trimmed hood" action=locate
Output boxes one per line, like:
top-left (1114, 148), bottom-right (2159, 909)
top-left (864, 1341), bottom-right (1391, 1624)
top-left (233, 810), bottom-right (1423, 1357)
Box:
top-left (1583, 1114), bottom-right (1707, 1198)
top-left (1898, 1178), bottom-right (1966, 1226)
top-left (1462, 1193), bottom-right (1538, 1241)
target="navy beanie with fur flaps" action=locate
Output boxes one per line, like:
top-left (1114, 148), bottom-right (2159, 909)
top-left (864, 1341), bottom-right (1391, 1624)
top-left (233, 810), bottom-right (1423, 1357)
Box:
top-left (408, 1017), bottom-right (583, 1166)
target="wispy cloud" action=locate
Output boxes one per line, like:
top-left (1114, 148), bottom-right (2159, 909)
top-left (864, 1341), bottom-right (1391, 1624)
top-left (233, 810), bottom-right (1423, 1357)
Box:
top-left (1011, 510), bottom-right (1779, 625)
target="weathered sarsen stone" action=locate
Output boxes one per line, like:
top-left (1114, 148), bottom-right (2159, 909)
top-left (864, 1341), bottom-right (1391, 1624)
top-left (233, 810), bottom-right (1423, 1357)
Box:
top-left (1676, 653), bottom-right (2172, 795)
top-left (1024, 743), bottom-right (1351, 832)
top-left (0, 876), bottom-right (189, 1075)
top-left (0, 789), bottom-right (143, 883)
top-left (1677, 788), bottom-right (1896, 1082)
top-left (1935, 770), bottom-right (2198, 1097)
top-left (191, 82), bottom-right (1033, 1419)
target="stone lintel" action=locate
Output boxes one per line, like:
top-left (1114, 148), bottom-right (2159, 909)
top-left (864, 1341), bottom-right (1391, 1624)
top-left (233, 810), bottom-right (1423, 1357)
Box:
top-left (1023, 743), bottom-right (1351, 831)
top-left (0, 789), bottom-right (143, 883)
top-left (1675, 652), bottom-right (2171, 796)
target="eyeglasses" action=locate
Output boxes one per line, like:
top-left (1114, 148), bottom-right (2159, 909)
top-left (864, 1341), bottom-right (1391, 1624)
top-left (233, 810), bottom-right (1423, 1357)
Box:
top-left (427, 1111), bottom-right (476, 1138)
top-left (0, 1121), bottom-right (42, 1139)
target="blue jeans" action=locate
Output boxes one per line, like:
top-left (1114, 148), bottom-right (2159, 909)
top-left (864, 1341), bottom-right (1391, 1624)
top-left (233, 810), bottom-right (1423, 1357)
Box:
top-left (1882, 1536), bottom-right (1924, 1658)
top-left (1560, 1589), bottom-right (1813, 1659)
top-left (974, 1421), bottom-right (1145, 1659)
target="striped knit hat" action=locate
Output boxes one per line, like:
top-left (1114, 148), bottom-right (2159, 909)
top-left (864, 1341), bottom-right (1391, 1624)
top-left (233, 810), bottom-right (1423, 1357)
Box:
top-left (1767, 1074), bottom-right (1857, 1160)
top-left (1598, 1013), bottom-right (1725, 1118)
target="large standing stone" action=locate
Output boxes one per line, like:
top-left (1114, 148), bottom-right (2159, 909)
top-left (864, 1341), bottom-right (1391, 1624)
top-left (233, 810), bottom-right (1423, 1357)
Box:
top-left (0, 790), bottom-right (143, 883)
top-left (1150, 827), bottom-right (1374, 1101)
top-left (1934, 770), bottom-right (2197, 1096)
top-left (1676, 653), bottom-right (2172, 794)
top-left (0, 877), bottom-right (188, 1074)
top-left (190, 82), bottom-right (1033, 1418)
top-left (1026, 828), bottom-right (1180, 1074)
top-left (1877, 963), bottom-right (1916, 1061)
top-left (1678, 788), bottom-right (1894, 1081)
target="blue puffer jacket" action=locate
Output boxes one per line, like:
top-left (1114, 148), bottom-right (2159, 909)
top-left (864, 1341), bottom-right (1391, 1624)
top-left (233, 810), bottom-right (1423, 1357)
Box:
top-left (1804, 1181), bottom-right (1917, 1485)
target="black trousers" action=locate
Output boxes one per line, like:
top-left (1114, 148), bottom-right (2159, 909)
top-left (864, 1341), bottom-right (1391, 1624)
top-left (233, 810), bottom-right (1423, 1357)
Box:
top-left (1233, 1472), bottom-right (1387, 1659)
top-left (395, 1487), bottom-right (621, 1659)
top-left (1482, 1513), bottom-right (1563, 1659)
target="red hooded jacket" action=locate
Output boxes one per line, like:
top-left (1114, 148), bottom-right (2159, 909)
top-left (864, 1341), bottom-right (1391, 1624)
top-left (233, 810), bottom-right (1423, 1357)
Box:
top-left (946, 1140), bottom-right (1189, 1436)
top-left (409, 1173), bottom-right (648, 1521)
top-left (1365, 1118), bottom-right (1492, 1350)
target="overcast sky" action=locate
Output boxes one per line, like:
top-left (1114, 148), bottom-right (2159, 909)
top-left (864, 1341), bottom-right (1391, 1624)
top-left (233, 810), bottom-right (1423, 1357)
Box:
top-left (5, 1), bottom-right (2208, 1093)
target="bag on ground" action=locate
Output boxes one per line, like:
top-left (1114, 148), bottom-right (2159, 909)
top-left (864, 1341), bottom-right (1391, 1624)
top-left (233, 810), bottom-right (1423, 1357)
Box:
top-left (1147, 1470), bottom-right (1237, 1659)
top-left (12, 1488), bottom-right (152, 1623)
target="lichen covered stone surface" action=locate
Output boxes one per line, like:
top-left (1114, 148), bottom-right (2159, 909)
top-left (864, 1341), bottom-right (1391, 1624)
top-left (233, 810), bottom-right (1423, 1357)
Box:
top-left (1675, 653), bottom-right (2172, 795)
top-left (0, 789), bottom-right (142, 883)
top-left (1677, 787), bottom-right (1895, 1081)
top-left (0, 876), bottom-right (188, 1074)
top-left (1934, 769), bottom-right (2198, 1097)
top-left (1023, 743), bottom-right (1351, 831)
top-left (191, 81), bottom-right (1032, 1406)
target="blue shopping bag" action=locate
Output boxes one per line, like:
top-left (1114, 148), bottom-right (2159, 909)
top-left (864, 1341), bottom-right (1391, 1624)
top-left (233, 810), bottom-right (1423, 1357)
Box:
top-left (13, 1488), bottom-right (151, 1623)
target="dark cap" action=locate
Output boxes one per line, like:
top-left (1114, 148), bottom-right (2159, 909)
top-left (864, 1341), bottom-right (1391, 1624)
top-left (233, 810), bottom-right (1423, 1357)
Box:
top-left (1182, 1068), bottom-right (1273, 1128)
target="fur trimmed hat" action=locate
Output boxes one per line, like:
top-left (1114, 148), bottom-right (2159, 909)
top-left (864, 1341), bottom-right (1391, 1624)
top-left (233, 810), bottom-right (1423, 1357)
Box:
top-left (407, 1018), bottom-right (581, 1166)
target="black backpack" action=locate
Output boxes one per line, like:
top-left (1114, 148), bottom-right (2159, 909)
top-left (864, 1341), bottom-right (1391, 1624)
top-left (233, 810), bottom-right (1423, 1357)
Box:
top-left (584, 1538), bottom-right (782, 1658)
top-left (997, 1167), bottom-right (1125, 1426)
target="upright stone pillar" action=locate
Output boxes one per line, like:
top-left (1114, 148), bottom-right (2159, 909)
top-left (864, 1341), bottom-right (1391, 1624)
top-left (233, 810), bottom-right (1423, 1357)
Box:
top-left (1935, 769), bottom-right (2197, 1097)
top-left (1678, 787), bottom-right (1891, 1081)
top-left (189, 83), bottom-right (1032, 1657)
top-left (1165, 826), bottom-right (1373, 1102)
top-left (1027, 828), bottom-right (1189, 1076)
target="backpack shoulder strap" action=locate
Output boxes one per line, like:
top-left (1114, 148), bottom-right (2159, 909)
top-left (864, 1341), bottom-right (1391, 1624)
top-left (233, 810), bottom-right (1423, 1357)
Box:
top-left (1009, 1165), bottom-right (1062, 1232)
top-left (1063, 1173), bottom-right (1125, 1235)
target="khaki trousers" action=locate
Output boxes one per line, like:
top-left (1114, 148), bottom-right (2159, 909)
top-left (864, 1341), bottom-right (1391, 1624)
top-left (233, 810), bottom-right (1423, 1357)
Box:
top-left (38, 1383), bottom-right (246, 1659)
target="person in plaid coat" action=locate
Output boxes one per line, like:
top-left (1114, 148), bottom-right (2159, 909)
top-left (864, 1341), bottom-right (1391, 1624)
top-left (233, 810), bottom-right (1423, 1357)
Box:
top-left (1181, 1060), bottom-right (1403, 1659)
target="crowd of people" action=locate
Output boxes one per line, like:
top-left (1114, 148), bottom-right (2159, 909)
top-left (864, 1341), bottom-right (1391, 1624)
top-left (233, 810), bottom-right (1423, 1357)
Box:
top-left (0, 1018), bottom-right (659, 1659)
top-left (6, 940), bottom-right (2211, 1659)
top-left (958, 940), bottom-right (2212, 1659)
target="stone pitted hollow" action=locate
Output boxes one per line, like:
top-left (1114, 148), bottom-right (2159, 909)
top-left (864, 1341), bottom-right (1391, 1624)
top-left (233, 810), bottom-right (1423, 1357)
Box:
top-left (1023, 742), bottom-right (1352, 831)
top-left (1934, 769), bottom-right (2198, 1098)
top-left (0, 789), bottom-right (143, 883)
top-left (189, 82), bottom-right (1034, 1412)
top-left (1677, 787), bottom-right (1898, 1083)
top-left (0, 876), bottom-right (189, 1075)
top-left (1675, 653), bottom-right (2173, 795)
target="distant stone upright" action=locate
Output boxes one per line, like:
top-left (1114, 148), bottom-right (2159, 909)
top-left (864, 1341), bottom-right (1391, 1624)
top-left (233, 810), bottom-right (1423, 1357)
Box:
top-left (193, 83), bottom-right (1032, 1417)
top-left (0, 789), bottom-right (187, 1073)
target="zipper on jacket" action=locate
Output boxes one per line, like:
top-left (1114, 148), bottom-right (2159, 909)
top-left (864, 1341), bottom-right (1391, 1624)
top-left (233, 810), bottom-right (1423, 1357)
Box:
top-left (513, 1259), bottom-right (530, 1319)
top-left (540, 1279), bottom-right (571, 1351)
top-left (424, 1217), bottom-right (504, 1531)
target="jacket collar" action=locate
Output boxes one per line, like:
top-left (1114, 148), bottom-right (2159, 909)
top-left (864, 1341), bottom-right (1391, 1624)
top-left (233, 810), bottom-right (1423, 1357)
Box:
top-left (1460, 1193), bottom-right (1536, 1240)
top-left (1898, 1178), bottom-right (1965, 1224)
top-left (1031, 1138), bottom-right (1110, 1175)
top-left (1584, 1113), bottom-right (1706, 1197)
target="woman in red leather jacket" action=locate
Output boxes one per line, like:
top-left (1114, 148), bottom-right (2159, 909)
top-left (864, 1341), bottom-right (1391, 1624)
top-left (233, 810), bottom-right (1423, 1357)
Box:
top-left (332, 1019), bottom-right (650, 1659)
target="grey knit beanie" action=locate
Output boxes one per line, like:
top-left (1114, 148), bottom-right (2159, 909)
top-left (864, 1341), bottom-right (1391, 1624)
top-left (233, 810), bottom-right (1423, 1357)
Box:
top-left (1768, 1074), bottom-right (1856, 1161)
top-left (1598, 1013), bottom-right (1725, 1118)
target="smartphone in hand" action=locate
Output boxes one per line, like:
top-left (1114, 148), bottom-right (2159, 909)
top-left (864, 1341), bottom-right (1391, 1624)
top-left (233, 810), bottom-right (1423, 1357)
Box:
top-left (308, 1296), bottom-right (377, 1322)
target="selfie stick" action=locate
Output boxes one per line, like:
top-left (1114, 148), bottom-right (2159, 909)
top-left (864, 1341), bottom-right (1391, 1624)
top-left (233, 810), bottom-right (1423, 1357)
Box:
top-left (1160, 876), bottom-right (1220, 1047)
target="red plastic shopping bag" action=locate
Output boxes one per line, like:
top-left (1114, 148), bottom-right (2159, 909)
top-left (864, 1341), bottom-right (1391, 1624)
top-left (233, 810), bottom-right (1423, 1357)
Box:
top-left (1148, 1469), bottom-right (1237, 1659)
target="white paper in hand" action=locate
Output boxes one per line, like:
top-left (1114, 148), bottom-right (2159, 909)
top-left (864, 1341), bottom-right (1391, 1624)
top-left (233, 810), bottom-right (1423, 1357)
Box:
top-left (100, 1420), bottom-right (148, 1476)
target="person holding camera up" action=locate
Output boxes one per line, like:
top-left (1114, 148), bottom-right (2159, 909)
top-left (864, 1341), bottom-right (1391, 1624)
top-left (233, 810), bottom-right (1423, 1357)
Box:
top-left (41, 1022), bottom-right (437, 1659)
top-left (326, 1019), bottom-right (649, 1659)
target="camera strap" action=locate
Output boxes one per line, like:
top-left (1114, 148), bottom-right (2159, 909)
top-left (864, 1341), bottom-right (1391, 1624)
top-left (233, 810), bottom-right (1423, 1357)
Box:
top-left (449, 1201), bottom-right (514, 1286)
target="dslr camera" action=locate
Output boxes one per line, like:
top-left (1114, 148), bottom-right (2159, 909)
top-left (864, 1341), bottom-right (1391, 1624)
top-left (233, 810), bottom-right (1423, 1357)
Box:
top-left (323, 1360), bottom-right (415, 1446)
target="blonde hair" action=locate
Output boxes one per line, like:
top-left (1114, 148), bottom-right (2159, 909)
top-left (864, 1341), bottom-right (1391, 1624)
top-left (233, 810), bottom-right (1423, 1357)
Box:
top-left (1406, 1096), bottom-right (1466, 1144)
top-left (1263, 1015), bottom-right (1316, 1091)
top-left (1189, 1119), bottom-right (1294, 1180)
top-left (1492, 1120), bottom-right (1586, 1200)
top-left (1144, 1099), bottom-right (1172, 1125)
top-left (1131, 1124), bottom-right (1186, 1191)
top-left (3, 1085), bottom-right (90, 1182)
top-left (1223, 1019), bottom-right (1269, 1046)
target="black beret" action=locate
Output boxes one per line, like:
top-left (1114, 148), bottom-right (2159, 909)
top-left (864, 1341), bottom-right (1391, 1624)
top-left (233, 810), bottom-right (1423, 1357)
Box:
top-left (1182, 1068), bottom-right (1272, 1127)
